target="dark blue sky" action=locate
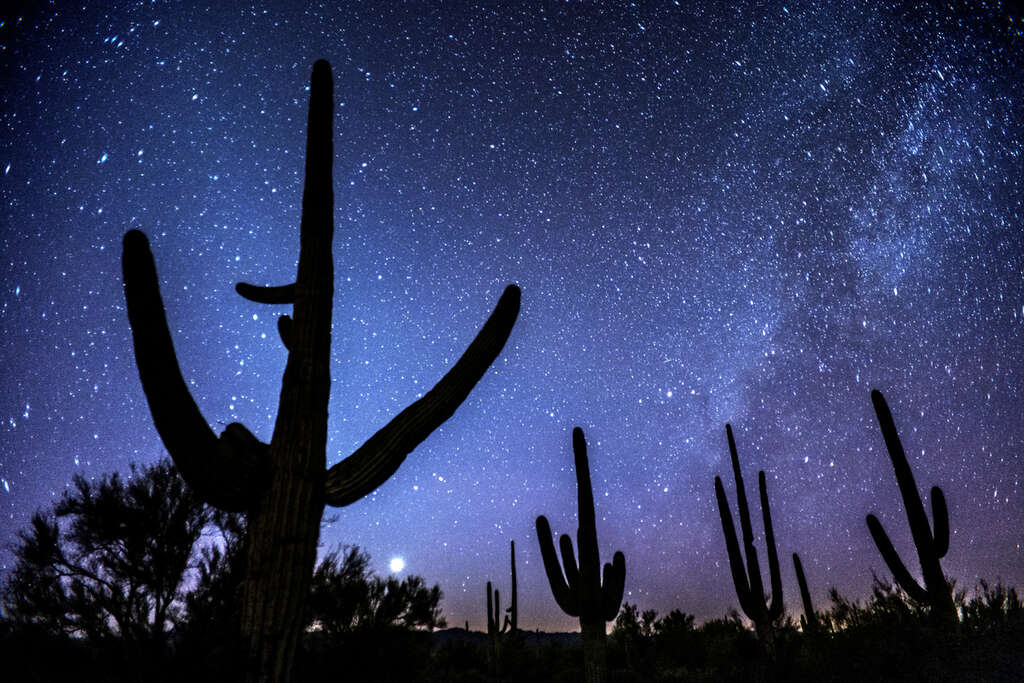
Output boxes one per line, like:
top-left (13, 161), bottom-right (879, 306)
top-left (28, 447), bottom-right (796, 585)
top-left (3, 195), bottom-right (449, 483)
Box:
top-left (1, 2), bottom-right (1021, 631)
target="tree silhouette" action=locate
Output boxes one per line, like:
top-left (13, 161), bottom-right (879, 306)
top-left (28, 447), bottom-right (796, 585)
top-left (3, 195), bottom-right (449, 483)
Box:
top-left (2, 459), bottom-right (207, 658)
top-left (306, 545), bottom-right (445, 635)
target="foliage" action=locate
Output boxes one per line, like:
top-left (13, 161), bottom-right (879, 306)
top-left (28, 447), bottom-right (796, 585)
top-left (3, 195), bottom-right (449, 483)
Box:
top-left (2, 459), bottom-right (207, 645)
top-left (307, 545), bottom-right (446, 635)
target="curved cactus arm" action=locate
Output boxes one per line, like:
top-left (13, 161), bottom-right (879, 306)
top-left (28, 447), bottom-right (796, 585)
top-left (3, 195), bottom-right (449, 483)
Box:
top-left (759, 471), bottom-right (784, 620)
top-left (793, 552), bottom-right (817, 632)
top-left (715, 475), bottom-right (754, 615)
top-left (930, 486), bottom-right (949, 557)
top-left (866, 513), bottom-right (930, 604)
top-left (871, 391), bottom-right (933, 555)
top-left (536, 515), bottom-right (579, 616)
top-left (235, 282), bottom-right (297, 304)
top-left (323, 285), bottom-right (520, 506)
top-left (559, 534), bottom-right (580, 590)
top-left (601, 551), bottom-right (626, 621)
top-left (122, 229), bottom-right (268, 512)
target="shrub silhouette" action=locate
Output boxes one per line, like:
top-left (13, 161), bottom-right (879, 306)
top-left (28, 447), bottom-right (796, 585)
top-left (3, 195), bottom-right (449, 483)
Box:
top-left (306, 545), bottom-right (444, 634)
top-left (1, 459), bottom-right (210, 681)
top-left (536, 427), bottom-right (625, 683)
top-left (865, 390), bottom-right (956, 627)
top-left (2, 460), bottom-right (206, 646)
top-left (121, 60), bottom-right (519, 681)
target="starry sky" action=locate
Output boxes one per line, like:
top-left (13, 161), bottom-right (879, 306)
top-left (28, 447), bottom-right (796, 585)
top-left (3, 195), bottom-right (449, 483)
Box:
top-left (1, 2), bottom-right (1022, 632)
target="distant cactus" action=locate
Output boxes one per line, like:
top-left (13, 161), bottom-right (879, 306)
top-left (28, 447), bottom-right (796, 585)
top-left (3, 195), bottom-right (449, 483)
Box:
top-left (121, 60), bottom-right (520, 682)
top-left (485, 541), bottom-right (517, 674)
top-left (865, 390), bottom-right (956, 627)
top-left (536, 427), bottom-right (625, 683)
top-left (793, 552), bottom-right (819, 633)
top-left (486, 581), bottom-right (506, 636)
top-left (714, 424), bottom-right (783, 652)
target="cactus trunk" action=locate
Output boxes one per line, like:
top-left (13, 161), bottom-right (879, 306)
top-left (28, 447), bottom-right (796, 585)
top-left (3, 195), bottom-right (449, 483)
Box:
top-left (236, 57), bottom-right (334, 682)
top-left (581, 618), bottom-right (609, 683)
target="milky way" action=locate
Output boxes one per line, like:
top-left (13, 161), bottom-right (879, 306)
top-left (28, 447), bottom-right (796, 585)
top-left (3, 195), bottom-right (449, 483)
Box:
top-left (1, 3), bottom-right (1021, 631)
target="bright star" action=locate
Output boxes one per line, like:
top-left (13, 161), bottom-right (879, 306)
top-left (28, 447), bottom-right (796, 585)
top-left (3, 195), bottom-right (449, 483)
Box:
top-left (389, 557), bottom-right (405, 573)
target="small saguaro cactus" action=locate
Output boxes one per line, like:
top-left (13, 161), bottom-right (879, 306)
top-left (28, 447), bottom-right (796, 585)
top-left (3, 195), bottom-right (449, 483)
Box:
top-left (121, 60), bottom-right (520, 682)
top-left (714, 424), bottom-right (783, 651)
top-left (485, 541), bottom-right (517, 674)
top-left (792, 552), bottom-right (818, 633)
top-left (536, 427), bottom-right (625, 683)
top-left (865, 389), bottom-right (956, 627)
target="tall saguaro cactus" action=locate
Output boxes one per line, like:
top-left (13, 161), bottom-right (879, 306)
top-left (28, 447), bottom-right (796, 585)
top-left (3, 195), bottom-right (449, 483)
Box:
top-left (536, 427), bottom-right (625, 683)
top-left (714, 424), bottom-right (783, 651)
top-left (121, 60), bottom-right (520, 682)
top-left (865, 390), bottom-right (956, 627)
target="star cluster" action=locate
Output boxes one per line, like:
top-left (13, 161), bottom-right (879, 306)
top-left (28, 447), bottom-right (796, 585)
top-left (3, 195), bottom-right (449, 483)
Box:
top-left (1, 2), bottom-right (1021, 631)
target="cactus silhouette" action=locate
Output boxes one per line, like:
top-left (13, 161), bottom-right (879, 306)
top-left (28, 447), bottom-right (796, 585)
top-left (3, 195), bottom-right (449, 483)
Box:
top-left (121, 60), bottom-right (520, 682)
top-left (714, 424), bottom-right (783, 651)
top-left (865, 389), bottom-right (956, 627)
top-left (485, 541), bottom-right (517, 674)
top-left (793, 552), bottom-right (819, 633)
top-left (486, 540), bottom-right (517, 631)
top-left (536, 427), bottom-right (625, 683)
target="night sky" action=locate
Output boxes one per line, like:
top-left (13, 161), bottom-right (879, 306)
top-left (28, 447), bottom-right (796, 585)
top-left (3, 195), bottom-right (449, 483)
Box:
top-left (2, 2), bottom-right (1022, 633)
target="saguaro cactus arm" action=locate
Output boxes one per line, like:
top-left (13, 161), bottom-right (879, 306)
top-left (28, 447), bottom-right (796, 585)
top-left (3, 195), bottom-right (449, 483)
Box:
top-left (323, 284), bottom-right (520, 507)
top-left (235, 283), bottom-right (297, 304)
top-left (122, 230), bottom-right (269, 512)
top-left (759, 471), bottom-right (783, 620)
top-left (601, 551), bottom-right (626, 621)
top-left (715, 475), bottom-right (755, 615)
top-left (865, 514), bottom-right (931, 604)
top-left (536, 515), bottom-right (579, 616)
top-left (793, 552), bottom-right (818, 632)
